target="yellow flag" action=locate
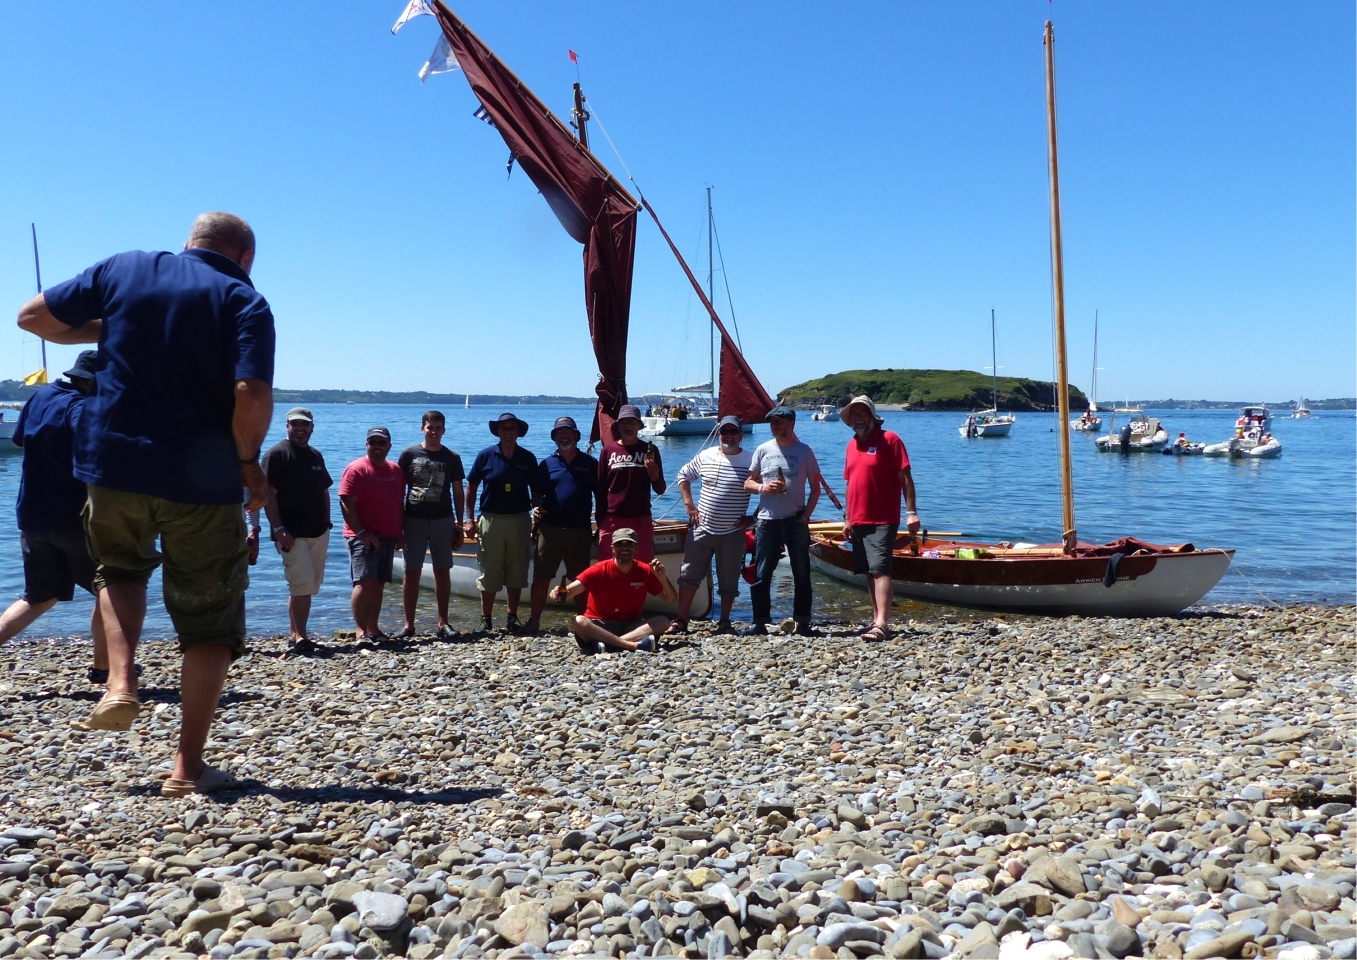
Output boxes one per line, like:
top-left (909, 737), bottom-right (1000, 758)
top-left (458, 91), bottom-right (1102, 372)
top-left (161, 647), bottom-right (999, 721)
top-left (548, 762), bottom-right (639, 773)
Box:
top-left (22, 368), bottom-right (47, 386)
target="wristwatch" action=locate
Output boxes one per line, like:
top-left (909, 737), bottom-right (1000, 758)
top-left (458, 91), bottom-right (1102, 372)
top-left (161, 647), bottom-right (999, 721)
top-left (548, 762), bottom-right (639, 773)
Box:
top-left (270, 527), bottom-right (287, 541)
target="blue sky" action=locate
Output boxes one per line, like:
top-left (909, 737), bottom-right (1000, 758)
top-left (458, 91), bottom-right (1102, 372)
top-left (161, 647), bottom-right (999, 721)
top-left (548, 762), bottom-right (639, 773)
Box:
top-left (0, 2), bottom-right (1351, 402)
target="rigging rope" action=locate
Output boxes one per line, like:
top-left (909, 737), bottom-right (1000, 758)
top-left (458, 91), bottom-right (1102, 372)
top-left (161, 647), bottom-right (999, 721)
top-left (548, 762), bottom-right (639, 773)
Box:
top-left (709, 215), bottom-right (743, 353)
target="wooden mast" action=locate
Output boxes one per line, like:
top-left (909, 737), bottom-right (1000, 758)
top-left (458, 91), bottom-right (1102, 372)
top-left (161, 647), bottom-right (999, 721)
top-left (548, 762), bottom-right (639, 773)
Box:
top-left (1044, 21), bottom-right (1077, 551)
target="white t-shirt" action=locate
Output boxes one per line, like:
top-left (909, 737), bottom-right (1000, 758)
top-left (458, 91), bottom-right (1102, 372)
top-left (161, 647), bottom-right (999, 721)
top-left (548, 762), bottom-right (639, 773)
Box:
top-left (677, 446), bottom-right (753, 535)
top-left (749, 438), bottom-right (821, 520)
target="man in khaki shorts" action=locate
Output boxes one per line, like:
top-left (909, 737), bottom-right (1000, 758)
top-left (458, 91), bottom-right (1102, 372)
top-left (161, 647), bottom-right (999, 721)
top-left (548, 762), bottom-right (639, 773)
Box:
top-left (17, 211), bottom-right (274, 797)
top-left (524, 416), bottom-right (599, 633)
top-left (464, 412), bottom-right (536, 632)
top-left (261, 407), bottom-right (333, 655)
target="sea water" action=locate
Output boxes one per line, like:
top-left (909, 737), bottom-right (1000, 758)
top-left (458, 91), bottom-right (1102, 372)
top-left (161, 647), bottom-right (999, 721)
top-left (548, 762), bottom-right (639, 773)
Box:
top-left (0, 403), bottom-right (1351, 639)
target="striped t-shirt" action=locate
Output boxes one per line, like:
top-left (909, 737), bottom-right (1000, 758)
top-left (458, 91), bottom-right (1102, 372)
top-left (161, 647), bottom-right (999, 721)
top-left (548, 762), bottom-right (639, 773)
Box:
top-left (677, 447), bottom-right (753, 535)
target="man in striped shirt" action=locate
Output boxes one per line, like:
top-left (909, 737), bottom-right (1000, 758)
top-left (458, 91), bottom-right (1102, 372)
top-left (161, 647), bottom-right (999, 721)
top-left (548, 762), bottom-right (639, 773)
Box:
top-left (672, 416), bottom-right (753, 633)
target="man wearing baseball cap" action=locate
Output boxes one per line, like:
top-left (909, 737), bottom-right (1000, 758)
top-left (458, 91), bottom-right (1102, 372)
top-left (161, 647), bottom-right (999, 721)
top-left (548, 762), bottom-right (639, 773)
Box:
top-left (525, 416), bottom-right (599, 632)
top-left (551, 526), bottom-right (677, 653)
top-left (840, 396), bottom-right (919, 642)
top-left (338, 426), bottom-right (405, 642)
top-left (261, 406), bottom-right (333, 654)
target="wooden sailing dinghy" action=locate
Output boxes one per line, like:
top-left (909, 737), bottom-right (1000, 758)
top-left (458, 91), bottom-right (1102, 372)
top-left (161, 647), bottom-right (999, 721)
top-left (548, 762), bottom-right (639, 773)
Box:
top-left (809, 23), bottom-right (1233, 617)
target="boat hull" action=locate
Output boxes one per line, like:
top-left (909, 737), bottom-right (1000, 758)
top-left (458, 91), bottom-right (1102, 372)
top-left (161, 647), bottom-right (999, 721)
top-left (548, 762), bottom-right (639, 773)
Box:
top-left (393, 521), bottom-right (710, 618)
top-left (808, 535), bottom-right (1233, 617)
top-left (640, 416), bottom-right (752, 437)
top-left (1070, 418), bottom-right (1102, 432)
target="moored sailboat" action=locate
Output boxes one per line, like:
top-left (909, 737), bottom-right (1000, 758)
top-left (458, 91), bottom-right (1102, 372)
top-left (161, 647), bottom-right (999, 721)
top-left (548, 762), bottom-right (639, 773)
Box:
top-left (1071, 310), bottom-right (1102, 431)
top-left (809, 21), bottom-right (1233, 616)
top-left (958, 309), bottom-right (1016, 438)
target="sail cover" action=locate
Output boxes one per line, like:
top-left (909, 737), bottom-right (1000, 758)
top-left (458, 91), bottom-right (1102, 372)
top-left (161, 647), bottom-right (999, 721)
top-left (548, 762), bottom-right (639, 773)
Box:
top-left (432, 3), bottom-right (637, 442)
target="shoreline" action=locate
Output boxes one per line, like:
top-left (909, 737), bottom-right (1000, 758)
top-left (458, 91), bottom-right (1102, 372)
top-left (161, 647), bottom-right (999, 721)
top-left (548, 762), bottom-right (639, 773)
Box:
top-left (0, 604), bottom-right (1352, 960)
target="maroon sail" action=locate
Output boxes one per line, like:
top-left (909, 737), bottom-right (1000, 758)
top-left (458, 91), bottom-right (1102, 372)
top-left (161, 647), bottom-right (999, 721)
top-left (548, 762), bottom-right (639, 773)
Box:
top-left (432, 3), bottom-right (637, 442)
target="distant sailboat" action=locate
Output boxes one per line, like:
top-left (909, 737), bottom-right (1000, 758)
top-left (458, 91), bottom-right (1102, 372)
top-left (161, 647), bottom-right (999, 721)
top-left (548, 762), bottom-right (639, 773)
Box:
top-left (958, 309), bottom-right (1015, 438)
top-left (1293, 397), bottom-right (1314, 419)
top-left (464, 394), bottom-right (470, 409)
top-left (1071, 310), bottom-right (1102, 431)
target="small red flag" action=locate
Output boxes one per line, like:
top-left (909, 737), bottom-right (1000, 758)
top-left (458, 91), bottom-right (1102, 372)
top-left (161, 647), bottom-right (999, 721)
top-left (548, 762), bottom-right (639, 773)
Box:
top-left (568, 49), bottom-right (578, 63)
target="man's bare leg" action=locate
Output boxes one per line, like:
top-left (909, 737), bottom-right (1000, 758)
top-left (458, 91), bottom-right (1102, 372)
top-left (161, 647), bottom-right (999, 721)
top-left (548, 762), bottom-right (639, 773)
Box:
top-left (572, 615), bottom-right (669, 652)
top-left (351, 581), bottom-right (384, 637)
top-left (401, 565), bottom-right (422, 631)
top-left (0, 597), bottom-right (57, 645)
top-left (100, 583), bottom-right (146, 696)
top-left (869, 574), bottom-right (893, 628)
top-left (171, 642), bottom-right (232, 781)
top-left (505, 587), bottom-right (521, 617)
top-left (480, 591), bottom-right (495, 618)
top-left (433, 566), bottom-right (451, 627)
top-left (718, 593), bottom-right (736, 622)
top-left (287, 595), bottom-right (312, 641)
top-left (90, 601), bottom-right (108, 671)
top-left (674, 586), bottom-right (696, 626)
top-left (527, 578), bottom-right (551, 626)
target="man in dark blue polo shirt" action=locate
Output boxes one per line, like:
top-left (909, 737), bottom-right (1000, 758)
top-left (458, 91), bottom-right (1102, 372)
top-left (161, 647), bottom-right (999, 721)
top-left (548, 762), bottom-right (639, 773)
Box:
top-left (17, 211), bottom-right (275, 798)
top-left (0, 351), bottom-right (110, 676)
top-left (464, 412), bottom-right (536, 633)
top-left (524, 416), bottom-right (599, 632)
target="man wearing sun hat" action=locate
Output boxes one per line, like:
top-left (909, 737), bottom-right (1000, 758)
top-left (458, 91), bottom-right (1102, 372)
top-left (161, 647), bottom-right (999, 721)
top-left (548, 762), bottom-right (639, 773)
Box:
top-left (524, 415), bottom-right (599, 633)
top-left (840, 395), bottom-right (919, 642)
top-left (597, 403), bottom-right (666, 562)
top-left (464, 412), bottom-right (537, 632)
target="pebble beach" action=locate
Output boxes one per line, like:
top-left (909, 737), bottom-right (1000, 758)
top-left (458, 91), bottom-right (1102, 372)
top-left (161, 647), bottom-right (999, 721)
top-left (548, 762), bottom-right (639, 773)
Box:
top-left (0, 604), bottom-right (1353, 960)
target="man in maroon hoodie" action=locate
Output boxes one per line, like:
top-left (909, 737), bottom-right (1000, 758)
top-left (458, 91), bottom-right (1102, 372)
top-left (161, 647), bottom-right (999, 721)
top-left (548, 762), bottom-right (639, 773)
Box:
top-left (597, 405), bottom-right (666, 562)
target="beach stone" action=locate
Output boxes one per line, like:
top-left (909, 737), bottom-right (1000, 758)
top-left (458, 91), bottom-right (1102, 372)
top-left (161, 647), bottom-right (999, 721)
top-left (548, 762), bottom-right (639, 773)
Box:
top-left (1105, 922), bottom-right (1141, 958)
top-left (818, 921), bottom-right (887, 949)
top-left (996, 883), bottom-right (1051, 916)
top-left (1043, 857), bottom-right (1086, 898)
top-left (1184, 931), bottom-right (1254, 959)
top-left (183, 911), bottom-right (233, 936)
top-left (349, 891), bottom-right (408, 931)
top-left (495, 901), bottom-right (549, 948)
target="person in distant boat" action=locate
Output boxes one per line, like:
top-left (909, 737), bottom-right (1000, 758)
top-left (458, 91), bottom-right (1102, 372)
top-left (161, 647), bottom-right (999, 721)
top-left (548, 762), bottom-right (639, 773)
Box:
top-left (1174, 431), bottom-right (1189, 447)
top-left (397, 410), bottom-right (465, 640)
top-left (339, 427), bottom-right (405, 643)
top-left (744, 405), bottom-right (821, 637)
top-left (17, 211), bottom-right (274, 798)
top-left (551, 527), bottom-right (676, 654)
top-left (525, 416), bottom-right (599, 634)
top-left (840, 395), bottom-right (918, 643)
top-left (464, 412), bottom-right (536, 633)
top-left (0, 351), bottom-right (111, 681)
top-left (670, 416), bottom-right (753, 635)
top-left (261, 407), bottom-right (333, 656)
top-left (597, 404), bottom-right (666, 563)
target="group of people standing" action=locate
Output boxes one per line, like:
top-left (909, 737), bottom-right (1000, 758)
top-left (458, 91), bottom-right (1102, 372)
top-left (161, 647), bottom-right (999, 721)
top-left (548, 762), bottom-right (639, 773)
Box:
top-left (2, 211), bottom-right (925, 795)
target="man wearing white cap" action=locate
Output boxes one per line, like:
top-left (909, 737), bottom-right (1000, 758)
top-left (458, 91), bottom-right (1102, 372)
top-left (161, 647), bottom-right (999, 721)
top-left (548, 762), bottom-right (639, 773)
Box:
top-left (840, 395), bottom-right (919, 642)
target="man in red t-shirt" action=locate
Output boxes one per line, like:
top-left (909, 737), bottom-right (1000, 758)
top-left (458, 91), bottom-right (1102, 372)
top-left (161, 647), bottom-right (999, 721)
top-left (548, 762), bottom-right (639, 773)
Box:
top-left (551, 527), bottom-right (678, 653)
top-left (841, 396), bottom-right (920, 642)
top-left (338, 427), bottom-right (406, 642)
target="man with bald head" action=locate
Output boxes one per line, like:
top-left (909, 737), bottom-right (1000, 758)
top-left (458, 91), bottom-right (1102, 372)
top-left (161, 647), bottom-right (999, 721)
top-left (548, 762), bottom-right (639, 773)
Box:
top-left (17, 211), bottom-right (275, 797)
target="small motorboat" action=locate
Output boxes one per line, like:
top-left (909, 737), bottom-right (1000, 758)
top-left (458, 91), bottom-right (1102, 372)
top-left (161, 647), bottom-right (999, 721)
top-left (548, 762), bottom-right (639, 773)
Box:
top-left (1203, 428), bottom-right (1282, 459)
top-left (1095, 408), bottom-right (1168, 452)
top-left (1071, 406), bottom-right (1102, 432)
top-left (1162, 440), bottom-right (1204, 456)
top-left (1292, 397), bottom-right (1314, 419)
top-left (810, 404), bottom-right (840, 422)
top-left (1234, 404), bottom-right (1271, 432)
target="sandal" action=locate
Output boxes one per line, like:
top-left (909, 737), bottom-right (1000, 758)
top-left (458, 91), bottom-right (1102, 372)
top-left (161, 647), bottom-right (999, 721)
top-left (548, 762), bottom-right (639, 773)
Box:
top-left (664, 620), bottom-right (688, 636)
top-left (81, 692), bottom-right (142, 732)
top-left (861, 624), bottom-right (890, 642)
top-left (161, 764), bottom-right (243, 798)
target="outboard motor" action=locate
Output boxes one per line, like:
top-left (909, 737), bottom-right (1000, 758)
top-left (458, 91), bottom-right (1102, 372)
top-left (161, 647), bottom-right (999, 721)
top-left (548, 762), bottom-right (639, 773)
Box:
top-left (1119, 422), bottom-right (1132, 452)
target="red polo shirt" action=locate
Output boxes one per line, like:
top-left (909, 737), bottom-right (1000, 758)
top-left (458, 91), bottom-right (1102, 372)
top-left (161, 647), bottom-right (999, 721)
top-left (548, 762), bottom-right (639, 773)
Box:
top-left (577, 559), bottom-right (663, 621)
top-left (339, 456), bottom-right (405, 538)
top-left (843, 427), bottom-right (910, 526)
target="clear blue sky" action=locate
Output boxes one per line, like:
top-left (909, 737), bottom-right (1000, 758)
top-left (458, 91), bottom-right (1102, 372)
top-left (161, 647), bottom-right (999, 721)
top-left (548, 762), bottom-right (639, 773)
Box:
top-left (1, 2), bottom-right (1351, 402)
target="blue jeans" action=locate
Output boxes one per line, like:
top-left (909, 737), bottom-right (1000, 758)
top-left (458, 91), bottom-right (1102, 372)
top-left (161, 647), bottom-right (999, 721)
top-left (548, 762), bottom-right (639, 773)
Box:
top-left (751, 515), bottom-right (812, 624)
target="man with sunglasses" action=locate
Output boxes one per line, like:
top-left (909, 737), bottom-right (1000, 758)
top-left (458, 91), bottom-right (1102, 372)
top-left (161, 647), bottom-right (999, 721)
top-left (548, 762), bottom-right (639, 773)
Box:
top-left (339, 426), bottom-right (405, 642)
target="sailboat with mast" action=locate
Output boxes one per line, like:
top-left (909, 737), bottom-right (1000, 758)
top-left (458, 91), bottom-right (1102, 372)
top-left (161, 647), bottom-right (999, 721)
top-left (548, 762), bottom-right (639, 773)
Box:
top-left (958, 309), bottom-right (1015, 438)
top-left (641, 188), bottom-right (752, 437)
top-left (1071, 310), bottom-right (1102, 431)
top-left (808, 21), bottom-right (1233, 616)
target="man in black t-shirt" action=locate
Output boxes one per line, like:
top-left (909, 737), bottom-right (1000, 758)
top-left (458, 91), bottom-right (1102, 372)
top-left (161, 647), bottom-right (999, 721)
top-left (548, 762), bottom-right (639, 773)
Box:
top-left (261, 407), bottom-right (333, 653)
top-left (397, 410), bottom-right (466, 638)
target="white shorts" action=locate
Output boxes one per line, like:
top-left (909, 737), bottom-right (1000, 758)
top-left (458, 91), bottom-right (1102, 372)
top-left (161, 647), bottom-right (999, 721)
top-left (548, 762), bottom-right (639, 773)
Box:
top-left (276, 531), bottom-right (330, 597)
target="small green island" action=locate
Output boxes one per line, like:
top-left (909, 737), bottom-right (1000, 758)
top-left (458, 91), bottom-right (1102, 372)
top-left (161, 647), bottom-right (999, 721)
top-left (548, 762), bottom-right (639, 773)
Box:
top-left (777, 368), bottom-right (1088, 412)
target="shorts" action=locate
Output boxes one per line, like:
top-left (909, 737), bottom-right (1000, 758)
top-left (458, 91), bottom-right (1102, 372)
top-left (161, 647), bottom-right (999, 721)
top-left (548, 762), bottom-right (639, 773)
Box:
top-left (276, 530), bottom-right (329, 596)
top-left (534, 524), bottom-right (592, 582)
top-left (20, 528), bottom-right (97, 604)
top-left (851, 523), bottom-right (899, 576)
top-left (347, 536), bottom-right (396, 584)
top-left (598, 514), bottom-right (654, 563)
top-left (83, 485), bottom-right (248, 659)
top-left (403, 515), bottom-right (457, 571)
top-left (678, 527), bottom-right (744, 597)
top-left (476, 512), bottom-right (531, 593)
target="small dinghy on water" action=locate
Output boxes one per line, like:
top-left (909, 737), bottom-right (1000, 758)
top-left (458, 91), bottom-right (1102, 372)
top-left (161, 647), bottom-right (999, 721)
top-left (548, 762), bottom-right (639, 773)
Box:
top-left (810, 22), bottom-right (1233, 617)
top-left (1203, 428), bottom-right (1282, 459)
top-left (1095, 408), bottom-right (1169, 452)
top-left (1162, 434), bottom-right (1205, 456)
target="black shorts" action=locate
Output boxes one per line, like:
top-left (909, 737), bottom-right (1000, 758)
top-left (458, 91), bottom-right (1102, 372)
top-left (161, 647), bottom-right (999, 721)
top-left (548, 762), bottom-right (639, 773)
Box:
top-left (347, 536), bottom-right (396, 584)
top-left (850, 523), bottom-right (898, 576)
top-left (21, 529), bottom-right (97, 604)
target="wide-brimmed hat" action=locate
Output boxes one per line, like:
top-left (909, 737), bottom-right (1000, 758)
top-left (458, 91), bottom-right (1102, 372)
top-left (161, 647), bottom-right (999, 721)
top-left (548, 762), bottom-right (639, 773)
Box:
top-left (840, 394), bottom-right (883, 425)
top-left (616, 404), bottom-right (644, 423)
top-left (550, 416), bottom-right (581, 441)
top-left (490, 412), bottom-right (529, 436)
top-left (62, 350), bottom-right (98, 381)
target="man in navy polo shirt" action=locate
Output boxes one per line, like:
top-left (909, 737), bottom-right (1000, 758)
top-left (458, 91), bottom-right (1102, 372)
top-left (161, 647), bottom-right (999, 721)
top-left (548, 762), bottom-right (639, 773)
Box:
top-left (17, 211), bottom-right (275, 798)
top-left (0, 351), bottom-right (109, 676)
top-left (464, 412), bottom-right (537, 633)
top-left (524, 416), bottom-right (600, 632)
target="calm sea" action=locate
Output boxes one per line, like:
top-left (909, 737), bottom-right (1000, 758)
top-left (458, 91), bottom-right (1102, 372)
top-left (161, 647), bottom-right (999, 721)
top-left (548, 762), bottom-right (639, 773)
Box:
top-left (0, 402), bottom-right (1352, 640)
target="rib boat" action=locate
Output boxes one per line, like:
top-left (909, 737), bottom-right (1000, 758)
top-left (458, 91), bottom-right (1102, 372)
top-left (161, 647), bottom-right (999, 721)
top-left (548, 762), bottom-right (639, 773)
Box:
top-left (810, 23), bottom-right (1233, 617)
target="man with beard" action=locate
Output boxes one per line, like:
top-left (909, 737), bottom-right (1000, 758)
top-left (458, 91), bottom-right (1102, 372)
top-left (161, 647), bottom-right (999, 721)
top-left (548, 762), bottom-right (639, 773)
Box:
top-left (524, 416), bottom-right (599, 633)
top-left (597, 404), bottom-right (665, 562)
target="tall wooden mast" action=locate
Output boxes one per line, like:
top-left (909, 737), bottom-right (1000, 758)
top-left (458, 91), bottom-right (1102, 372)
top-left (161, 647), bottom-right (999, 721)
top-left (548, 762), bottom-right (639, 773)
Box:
top-left (1044, 21), bottom-right (1077, 551)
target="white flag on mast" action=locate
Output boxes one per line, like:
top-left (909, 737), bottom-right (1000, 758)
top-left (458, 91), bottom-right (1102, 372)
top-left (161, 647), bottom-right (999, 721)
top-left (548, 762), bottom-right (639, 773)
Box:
top-left (391, 0), bottom-right (434, 35)
top-left (418, 34), bottom-right (460, 83)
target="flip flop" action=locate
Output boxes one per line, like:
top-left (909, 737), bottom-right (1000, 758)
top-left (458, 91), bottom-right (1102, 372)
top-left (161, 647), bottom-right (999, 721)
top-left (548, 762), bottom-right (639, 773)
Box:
top-left (81, 693), bottom-right (142, 732)
top-left (160, 765), bottom-right (243, 798)
top-left (861, 624), bottom-right (890, 642)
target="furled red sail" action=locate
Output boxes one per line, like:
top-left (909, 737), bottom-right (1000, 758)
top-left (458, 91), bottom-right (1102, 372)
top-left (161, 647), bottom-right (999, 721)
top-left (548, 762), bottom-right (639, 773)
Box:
top-left (431, 2), bottom-right (637, 442)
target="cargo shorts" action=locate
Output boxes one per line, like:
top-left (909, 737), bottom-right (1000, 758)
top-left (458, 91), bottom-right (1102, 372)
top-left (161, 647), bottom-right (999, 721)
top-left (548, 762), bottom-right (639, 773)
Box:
top-left (84, 485), bottom-right (249, 659)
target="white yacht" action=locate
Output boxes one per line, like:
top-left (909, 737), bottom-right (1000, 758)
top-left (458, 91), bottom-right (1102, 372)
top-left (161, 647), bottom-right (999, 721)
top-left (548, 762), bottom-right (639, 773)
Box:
top-left (810, 404), bottom-right (839, 422)
top-left (959, 309), bottom-right (1016, 438)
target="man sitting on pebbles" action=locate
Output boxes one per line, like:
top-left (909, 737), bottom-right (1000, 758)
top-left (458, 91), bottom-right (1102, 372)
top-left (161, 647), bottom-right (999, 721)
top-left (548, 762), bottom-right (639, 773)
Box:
top-left (550, 527), bottom-right (676, 654)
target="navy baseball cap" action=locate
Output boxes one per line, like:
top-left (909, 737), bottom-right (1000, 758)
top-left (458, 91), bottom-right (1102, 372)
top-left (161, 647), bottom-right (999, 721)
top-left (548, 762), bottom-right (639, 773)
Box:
top-left (366, 426), bottom-right (391, 442)
top-left (717, 415), bottom-right (743, 431)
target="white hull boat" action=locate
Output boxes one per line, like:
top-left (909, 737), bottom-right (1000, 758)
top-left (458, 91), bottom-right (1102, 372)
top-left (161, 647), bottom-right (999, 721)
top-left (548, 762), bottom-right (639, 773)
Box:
top-left (809, 405), bottom-right (839, 422)
top-left (1292, 397), bottom-right (1314, 419)
top-left (1095, 409), bottom-right (1168, 452)
top-left (1070, 411), bottom-right (1102, 432)
top-left (1203, 435), bottom-right (1282, 459)
top-left (1235, 405), bottom-right (1271, 433)
top-left (1161, 441), bottom-right (1204, 456)
top-left (393, 520), bottom-right (710, 618)
top-left (639, 413), bottom-right (749, 438)
top-left (959, 412), bottom-right (1015, 438)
